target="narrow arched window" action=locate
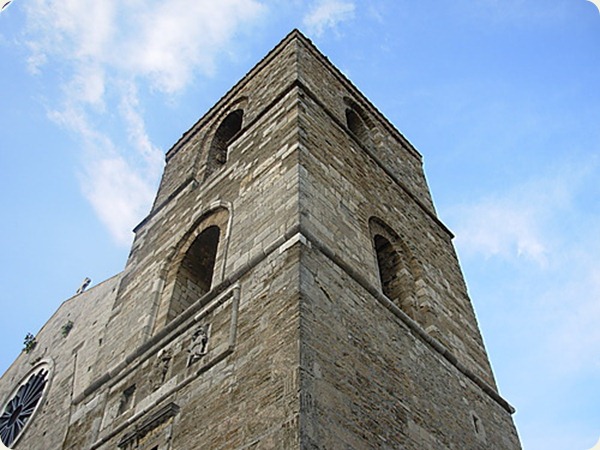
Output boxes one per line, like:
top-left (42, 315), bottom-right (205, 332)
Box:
top-left (374, 234), bottom-right (403, 302)
top-left (206, 109), bottom-right (243, 175)
top-left (171, 226), bottom-right (220, 318)
top-left (345, 107), bottom-right (370, 147)
top-left (373, 232), bottom-right (416, 318)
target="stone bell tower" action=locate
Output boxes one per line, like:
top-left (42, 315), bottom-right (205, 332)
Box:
top-left (0, 30), bottom-right (521, 449)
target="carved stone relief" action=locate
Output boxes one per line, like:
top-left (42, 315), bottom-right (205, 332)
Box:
top-left (151, 349), bottom-right (173, 391)
top-left (187, 324), bottom-right (210, 366)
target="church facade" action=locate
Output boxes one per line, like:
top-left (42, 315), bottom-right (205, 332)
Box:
top-left (0, 30), bottom-right (521, 449)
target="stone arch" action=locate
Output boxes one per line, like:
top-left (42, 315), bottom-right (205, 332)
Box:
top-left (170, 225), bottom-right (220, 315)
top-left (369, 217), bottom-right (420, 319)
top-left (155, 206), bottom-right (230, 327)
top-left (343, 97), bottom-right (373, 148)
top-left (204, 106), bottom-right (244, 179)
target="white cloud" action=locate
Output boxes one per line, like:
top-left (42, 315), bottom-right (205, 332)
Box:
top-left (81, 157), bottom-right (157, 245)
top-left (117, 0), bottom-right (266, 93)
top-left (303, 0), bottom-right (355, 37)
top-left (47, 97), bottom-right (159, 245)
top-left (446, 161), bottom-right (595, 266)
top-left (69, 64), bottom-right (106, 108)
top-left (23, 0), bottom-right (267, 244)
top-left (452, 199), bottom-right (548, 265)
top-left (25, 0), bottom-right (266, 92)
top-left (447, 159), bottom-right (600, 380)
top-left (118, 82), bottom-right (164, 181)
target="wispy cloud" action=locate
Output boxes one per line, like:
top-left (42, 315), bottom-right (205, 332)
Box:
top-left (446, 170), bottom-right (577, 266)
top-left (303, 0), bottom-right (355, 37)
top-left (23, 0), bottom-right (267, 244)
top-left (81, 156), bottom-right (157, 244)
top-left (446, 156), bottom-right (598, 266)
top-left (451, 198), bottom-right (549, 265)
top-left (447, 158), bottom-right (600, 373)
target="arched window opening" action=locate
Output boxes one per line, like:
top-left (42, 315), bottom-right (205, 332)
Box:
top-left (345, 107), bottom-right (370, 147)
top-left (374, 233), bottom-right (415, 317)
top-left (171, 226), bottom-right (220, 319)
top-left (206, 109), bottom-right (243, 175)
top-left (374, 235), bottom-right (402, 301)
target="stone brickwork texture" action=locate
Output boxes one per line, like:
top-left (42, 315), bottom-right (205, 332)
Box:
top-left (0, 30), bottom-right (521, 449)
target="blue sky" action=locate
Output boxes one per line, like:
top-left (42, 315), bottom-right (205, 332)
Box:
top-left (1, 0), bottom-right (599, 448)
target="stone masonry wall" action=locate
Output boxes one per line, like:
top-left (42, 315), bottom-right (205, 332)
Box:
top-left (0, 276), bottom-right (120, 449)
top-left (62, 240), bottom-right (302, 450)
top-left (295, 69), bottom-right (495, 386)
top-left (152, 37), bottom-right (301, 211)
top-left (94, 77), bottom-right (303, 379)
top-left (296, 39), bottom-right (437, 215)
top-left (299, 245), bottom-right (521, 449)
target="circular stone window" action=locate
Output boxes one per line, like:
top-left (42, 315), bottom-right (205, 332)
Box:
top-left (0, 362), bottom-right (51, 448)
